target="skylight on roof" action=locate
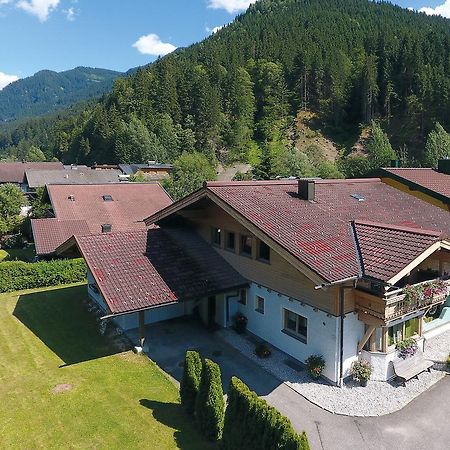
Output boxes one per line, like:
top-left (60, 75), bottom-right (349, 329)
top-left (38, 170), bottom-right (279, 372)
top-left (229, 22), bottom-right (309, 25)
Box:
top-left (102, 195), bottom-right (113, 201)
top-left (351, 194), bottom-right (365, 202)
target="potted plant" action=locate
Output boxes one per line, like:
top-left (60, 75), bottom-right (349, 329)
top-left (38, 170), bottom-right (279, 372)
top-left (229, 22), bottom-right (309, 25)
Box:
top-left (403, 284), bottom-right (424, 304)
top-left (395, 337), bottom-right (418, 359)
top-left (255, 342), bottom-right (271, 358)
top-left (305, 355), bottom-right (325, 380)
top-left (351, 359), bottom-right (372, 387)
top-left (233, 312), bottom-right (248, 334)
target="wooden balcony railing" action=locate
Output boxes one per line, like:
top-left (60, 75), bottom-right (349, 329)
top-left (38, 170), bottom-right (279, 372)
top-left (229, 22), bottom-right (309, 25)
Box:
top-left (355, 279), bottom-right (450, 325)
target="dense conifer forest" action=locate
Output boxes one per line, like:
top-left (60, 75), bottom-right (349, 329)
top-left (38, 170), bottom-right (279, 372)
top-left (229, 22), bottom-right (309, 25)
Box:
top-left (1, 0), bottom-right (449, 181)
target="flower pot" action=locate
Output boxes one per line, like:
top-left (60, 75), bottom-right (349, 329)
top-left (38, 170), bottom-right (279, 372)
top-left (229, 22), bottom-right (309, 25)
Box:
top-left (360, 379), bottom-right (368, 387)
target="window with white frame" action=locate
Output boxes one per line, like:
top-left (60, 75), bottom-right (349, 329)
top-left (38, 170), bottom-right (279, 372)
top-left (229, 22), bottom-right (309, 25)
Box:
top-left (283, 309), bottom-right (307, 343)
top-left (255, 295), bottom-right (265, 314)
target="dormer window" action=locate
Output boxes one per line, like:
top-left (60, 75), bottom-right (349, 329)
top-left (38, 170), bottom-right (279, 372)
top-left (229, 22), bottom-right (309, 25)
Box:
top-left (103, 195), bottom-right (113, 202)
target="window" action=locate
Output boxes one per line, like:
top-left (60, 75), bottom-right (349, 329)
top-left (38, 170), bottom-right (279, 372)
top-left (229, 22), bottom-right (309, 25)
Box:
top-left (388, 318), bottom-right (419, 347)
top-left (240, 235), bottom-right (252, 257)
top-left (211, 227), bottom-right (222, 246)
top-left (283, 309), bottom-right (307, 342)
top-left (258, 240), bottom-right (270, 262)
top-left (226, 231), bottom-right (236, 251)
top-left (102, 194), bottom-right (113, 201)
top-left (238, 289), bottom-right (247, 305)
top-left (255, 296), bottom-right (265, 314)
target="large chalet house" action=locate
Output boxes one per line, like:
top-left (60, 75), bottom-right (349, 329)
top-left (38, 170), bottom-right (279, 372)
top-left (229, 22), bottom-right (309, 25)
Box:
top-left (58, 178), bottom-right (450, 384)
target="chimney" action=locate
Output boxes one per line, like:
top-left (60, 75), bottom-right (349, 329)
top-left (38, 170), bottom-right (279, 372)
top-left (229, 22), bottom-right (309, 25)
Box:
top-left (298, 179), bottom-right (315, 201)
top-left (390, 159), bottom-right (401, 168)
top-left (101, 224), bottom-right (112, 233)
top-left (437, 159), bottom-right (450, 175)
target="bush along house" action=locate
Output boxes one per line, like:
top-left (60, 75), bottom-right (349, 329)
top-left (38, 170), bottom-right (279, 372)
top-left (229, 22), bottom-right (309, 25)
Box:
top-left (58, 178), bottom-right (450, 385)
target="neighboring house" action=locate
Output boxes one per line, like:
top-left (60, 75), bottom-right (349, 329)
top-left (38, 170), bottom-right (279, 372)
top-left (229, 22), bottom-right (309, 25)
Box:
top-left (32, 183), bottom-right (172, 257)
top-left (119, 162), bottom-right (174, 181)
top-left (0, 161), bottom-right (63, 191)
top-left (25, 167), bottom-right (122, 191)
top-left (381, 159), bottom-right (450, 211)
top-left (58, 179), bottom-right (450, 384)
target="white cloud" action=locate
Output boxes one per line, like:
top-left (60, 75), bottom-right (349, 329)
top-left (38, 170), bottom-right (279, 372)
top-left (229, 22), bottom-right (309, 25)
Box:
top-left (17, 0), bottom-right (60, 22)
top-left (64, 6), bottom-right (75, 21)
top-left (206, 24), bottom-right (224, 34)
top-left (132, 33), bottom-right (177, 56)
top-left (418, 0), bottom-right (450, 18)
top-left (0, 0), bottom-right (13, 5)
top-left (0, 71), bottom-right (19, 90)
top-left (208, 0), bottom-right (256, 14)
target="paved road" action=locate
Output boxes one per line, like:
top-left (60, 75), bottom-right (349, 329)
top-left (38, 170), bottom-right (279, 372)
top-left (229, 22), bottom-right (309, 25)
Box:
top-left (267, 376), bottom-right (450, 450)
top-left (140, 320), bottom-right (449, 450)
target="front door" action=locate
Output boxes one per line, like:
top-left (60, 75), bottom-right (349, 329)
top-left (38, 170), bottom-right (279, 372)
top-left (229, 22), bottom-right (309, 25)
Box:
top-left (207, 296), bottom-right (216, 329)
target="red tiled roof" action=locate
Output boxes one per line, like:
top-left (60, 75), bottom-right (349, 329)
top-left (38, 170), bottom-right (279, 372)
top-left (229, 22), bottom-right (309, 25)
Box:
top-left (32, 183), bottom-right (172, 255)
top-left (0, 161), bottom-right (63, 183)
top-left (32, 219), bottom-right (91, 256)
top-left (352, 220), bottom-right (442, 282)
top-left (382, 168), bottom-right (450, 200)
top-left (76, 228), bottom-right (247, 315)
top-left (200, 179), bottom-right (450, 283)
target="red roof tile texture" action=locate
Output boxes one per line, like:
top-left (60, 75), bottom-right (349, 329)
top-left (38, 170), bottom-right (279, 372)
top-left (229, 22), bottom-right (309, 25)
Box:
top-left (353, 220), bottom-right (442, 282)
top-left (0, 161), bottom-right (63, 183)
top-left (77, 228), bottom-right (247, 314)
top-left (383, 168), bottom-right (450, 199)
top-left (205, 179), bottom-right (450, 283)
top-left (32, 183), bottom-right (172, 255)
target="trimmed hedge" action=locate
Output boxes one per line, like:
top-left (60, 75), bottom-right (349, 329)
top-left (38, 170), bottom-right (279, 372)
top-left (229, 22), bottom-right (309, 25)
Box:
top-left (180, 350), bottom-right (202, 415)
top-left (0, 258), bottom-right (87, 293)
top-left (223, 376), bottom-right (310, 450)
top-left (195, 358), bottom-right (225, 441)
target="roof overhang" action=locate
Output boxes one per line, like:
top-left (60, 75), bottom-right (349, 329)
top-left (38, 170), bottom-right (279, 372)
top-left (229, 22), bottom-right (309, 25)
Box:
top-left (387, 240), bottom-right (450, 285)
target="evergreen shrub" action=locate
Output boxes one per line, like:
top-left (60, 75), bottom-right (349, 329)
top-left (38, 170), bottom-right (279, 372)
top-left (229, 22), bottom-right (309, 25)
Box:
top-left (180, 350), bottom-right (202, 414)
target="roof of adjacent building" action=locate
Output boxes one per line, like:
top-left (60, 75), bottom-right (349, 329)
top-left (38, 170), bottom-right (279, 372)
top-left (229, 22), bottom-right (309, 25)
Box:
top-left (352, 220), bottom-right (442, 282)
top-left (32, 183), bottom-right (172, 255)
top-left (0, 161), bottom-right (63, 183)
top-left (381, 167), bottom-right (450, 203)
top-left (25, 168), bottom-right (122, 188)
top-left (119, 163), bottom-right (174, 175)
top-left (72, 228), bottom-right (247, 315)
top-left (146, 179), bottom-right (450, 284)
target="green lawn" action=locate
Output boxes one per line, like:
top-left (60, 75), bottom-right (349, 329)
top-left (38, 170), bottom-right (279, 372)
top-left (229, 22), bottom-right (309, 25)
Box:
top-left (0, 284), bottom-right (212, 449)
top-left (0, 244), bottom-right (36, 262)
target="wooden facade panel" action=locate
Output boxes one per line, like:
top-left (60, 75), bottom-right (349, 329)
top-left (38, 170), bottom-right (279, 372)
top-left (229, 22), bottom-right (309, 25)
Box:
top-left (179, 203), bottom-right (339, 314)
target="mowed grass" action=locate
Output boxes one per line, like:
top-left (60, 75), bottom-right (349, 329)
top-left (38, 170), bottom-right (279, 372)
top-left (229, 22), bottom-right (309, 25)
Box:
top-left (0, 284), bottom-right (212, 450)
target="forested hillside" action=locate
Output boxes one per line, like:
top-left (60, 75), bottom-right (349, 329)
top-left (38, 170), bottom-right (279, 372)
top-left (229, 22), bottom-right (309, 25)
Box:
top-left (0, 67), bottom-right (122, 122)
top-left (1, 0), bottom-right (449, 180)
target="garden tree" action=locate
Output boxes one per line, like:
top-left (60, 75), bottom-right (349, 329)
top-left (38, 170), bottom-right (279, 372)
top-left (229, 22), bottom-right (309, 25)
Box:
top-left (163, 152), bottom-right (216, 201)
top-left (222, 377), bottom-right (310, 450)
top-left (317, 160), bottom-right (343, 179)
top-left (129, 171), bottom-right (147, 183)
top-left (338, 154), bottom-right (370, 178)
top-left (180, 351), bottom-right (202, 415)
top-left (30, 186), bottom-right (51, 219)
top-left (26, 145), bottom-right (46, 162)
top-left (282, 149), bottom-right (315, 178)
top-left (0, 184), bottom-right (27, 236)
top-left (366, 121), bottom-right (396, 171)
top-left (194, 359), bottom-right (225, 441)
top-left (424, 122), bottom-right (450, 167)
top-left (252, 145), bottom-right (274, 180)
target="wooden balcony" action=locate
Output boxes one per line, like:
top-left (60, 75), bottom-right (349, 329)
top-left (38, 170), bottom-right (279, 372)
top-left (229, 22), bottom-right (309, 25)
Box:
top-left (355, 279), bottom-right (450, 326)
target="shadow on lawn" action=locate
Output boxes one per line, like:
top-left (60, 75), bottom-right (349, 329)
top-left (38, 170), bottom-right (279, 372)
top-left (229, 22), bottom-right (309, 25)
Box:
top-left (13, 285), bottom-right (120, 366)
top-left (139, 399), bottom-right (214, 449)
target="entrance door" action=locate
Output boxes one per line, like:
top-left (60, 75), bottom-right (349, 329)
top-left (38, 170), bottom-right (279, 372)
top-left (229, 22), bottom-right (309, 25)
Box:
top-left (207, 296), bottom-right (216, 329)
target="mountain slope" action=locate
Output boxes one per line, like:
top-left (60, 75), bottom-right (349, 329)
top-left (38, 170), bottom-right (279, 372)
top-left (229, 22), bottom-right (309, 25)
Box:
top-left (1, 0), bottom-right (449, 170)
top-left (0, 67), bottom-right (123, 122)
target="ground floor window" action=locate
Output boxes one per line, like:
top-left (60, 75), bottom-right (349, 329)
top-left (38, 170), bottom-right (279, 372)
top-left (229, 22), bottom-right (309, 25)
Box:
top-left (388, 317), bottom-right (419, 347)
top-left (282, 309), bottom-right (307, 343)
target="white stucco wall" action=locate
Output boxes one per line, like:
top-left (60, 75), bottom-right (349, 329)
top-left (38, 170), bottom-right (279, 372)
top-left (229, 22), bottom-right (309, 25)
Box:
top-left (235, 283), bottom-right (364, 383)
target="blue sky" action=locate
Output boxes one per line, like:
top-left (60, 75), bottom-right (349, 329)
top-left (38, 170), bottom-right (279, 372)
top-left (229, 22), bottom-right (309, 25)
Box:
top-left (0, 0), bottom-right (449, 89)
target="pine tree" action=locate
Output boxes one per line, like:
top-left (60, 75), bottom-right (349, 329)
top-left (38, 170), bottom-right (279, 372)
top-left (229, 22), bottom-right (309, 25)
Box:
top-left (366, 121), bottom-right (396, 171)
top-left (180, 350), bottom-right (202, 415)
